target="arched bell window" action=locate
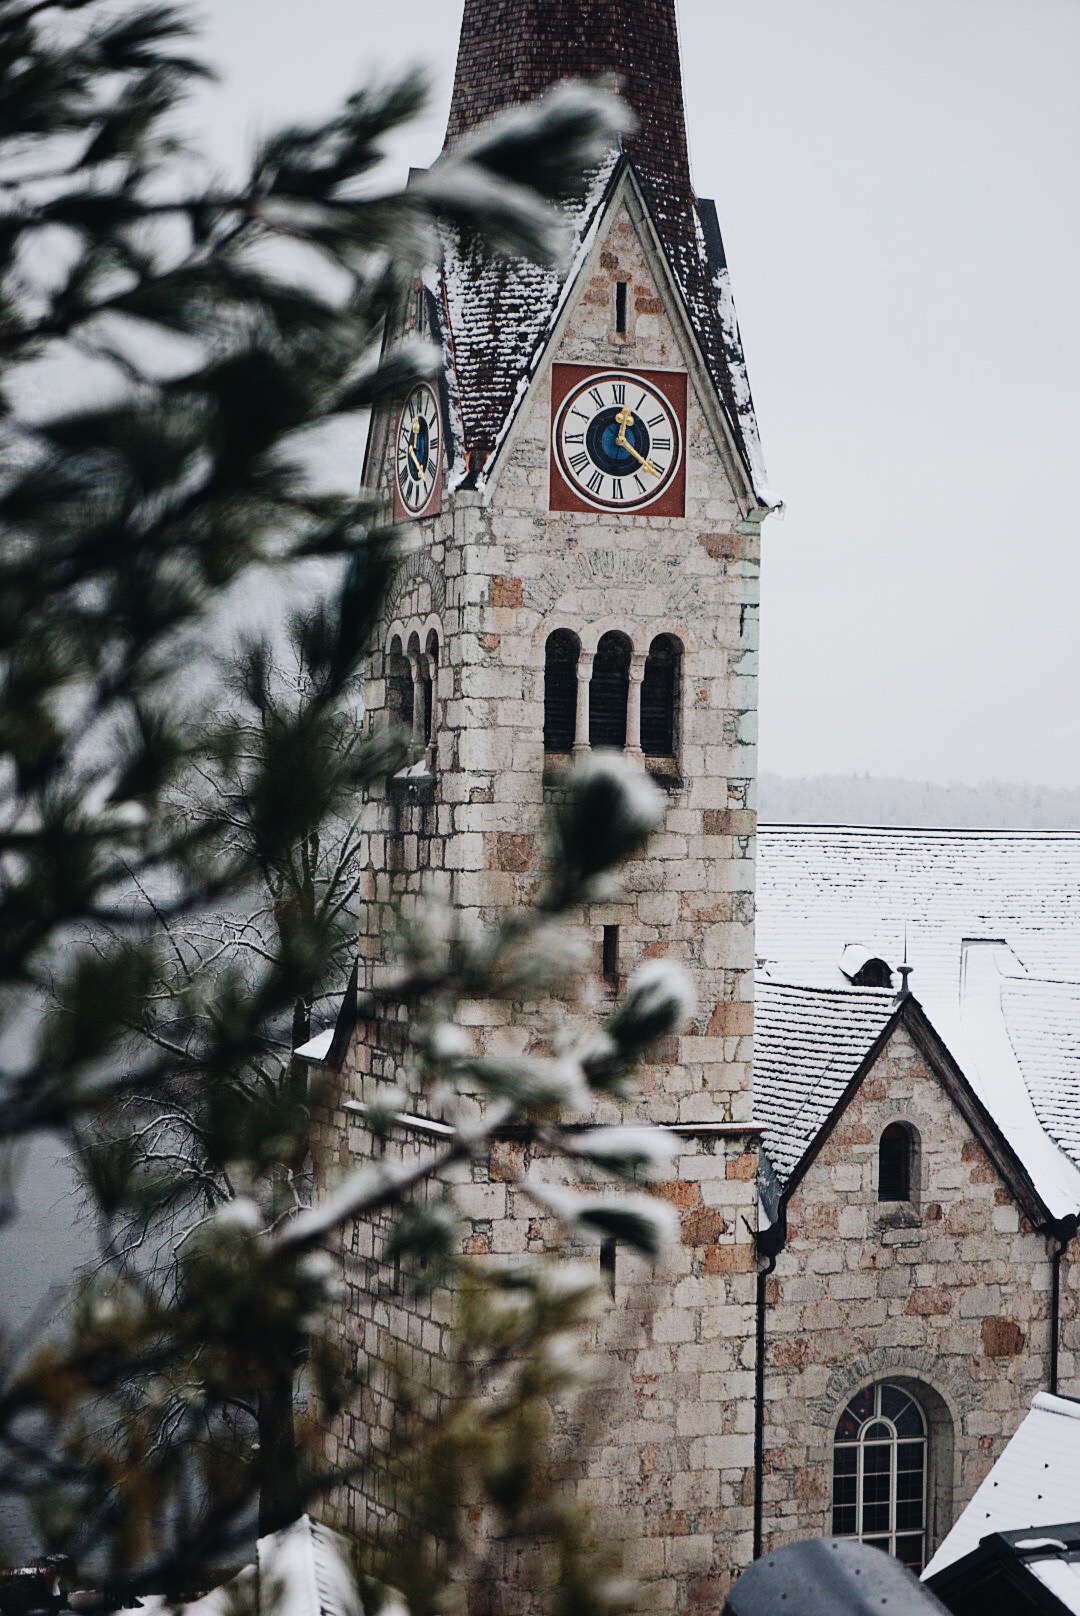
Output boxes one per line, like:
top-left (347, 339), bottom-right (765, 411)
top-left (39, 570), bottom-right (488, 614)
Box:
top-left (589, 631), bottom-right (631, 750)
top-left (386, 635), bottom-right (413, 735)
top-left (544, 629), bottom-right (579, 753)
top-left (879, 1122), bottom-right (917, 1203)
top-left (833, 1383), bottom-right (928, 1571)
top-left (423, 630), bottom-right (439, 748)
top-left (641, 633), bottom-right (681, 757)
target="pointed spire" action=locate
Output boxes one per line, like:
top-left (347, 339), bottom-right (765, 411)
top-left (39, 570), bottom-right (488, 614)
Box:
top-left (445, 0), bottom-right (691, 199)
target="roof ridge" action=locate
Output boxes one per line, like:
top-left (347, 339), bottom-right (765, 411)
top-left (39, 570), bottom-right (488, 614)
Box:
top-left (756, 978), bottom-right (898, 1002)
top-left (758, 823), bottom-right (1080, 838)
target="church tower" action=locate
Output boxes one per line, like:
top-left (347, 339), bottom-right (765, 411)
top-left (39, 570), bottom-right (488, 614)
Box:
top-left (313, 1), bottom-right (779, 1605)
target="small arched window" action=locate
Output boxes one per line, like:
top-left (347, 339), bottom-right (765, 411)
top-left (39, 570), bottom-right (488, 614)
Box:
top-left (879, 1122), bottom-right (915, 1203)
top-left (424, 630), bottom-right (439, 747)
top-left (386, 635), bottom-right (413, 734)
top-left (641, 634), bottom-right (681, 757)
top-left (589, 631), bottom-right (631, 750)
top-left (544, 630), bottom-right (579, 753)
top-left (833, 1383), bottom-right (927, 1570)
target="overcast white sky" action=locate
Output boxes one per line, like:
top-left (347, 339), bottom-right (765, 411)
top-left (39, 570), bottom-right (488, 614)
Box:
top-left (187, 1), bottom-right (1080, 789)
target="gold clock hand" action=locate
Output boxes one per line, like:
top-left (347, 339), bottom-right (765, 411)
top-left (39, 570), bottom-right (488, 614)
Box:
top-left (613, 405), bottom-right (660, 476)
top-left (615, 433), bottom-right (660, 477)
top-left (407, 416), bottom-right (428, 479)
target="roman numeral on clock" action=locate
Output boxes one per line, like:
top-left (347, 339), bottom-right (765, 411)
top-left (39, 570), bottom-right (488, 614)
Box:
top-left (569, 451), bottom-right (589, 474)
top-left (652, 436), bottom-right (671, 452)
top-left (589, 388), bottom-right (605, 410)
top-left (612, 383), bottom-right (626, 404)
top-left (587, 470), bottom-right (603, 495)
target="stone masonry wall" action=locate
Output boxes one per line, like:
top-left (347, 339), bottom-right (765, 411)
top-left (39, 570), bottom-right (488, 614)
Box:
top-left (759, 1023), bottom-right (1063, 1560)
top-left (311, 1113), bottom-right (762, 1612)
top-left (308, 177), bottom-right (767, 1611)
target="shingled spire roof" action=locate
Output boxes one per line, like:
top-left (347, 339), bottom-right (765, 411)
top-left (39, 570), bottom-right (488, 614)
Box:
top-left (438, 0), bottom-right (776, 506)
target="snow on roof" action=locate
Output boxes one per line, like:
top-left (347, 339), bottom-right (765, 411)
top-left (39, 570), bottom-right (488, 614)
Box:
top-left (923, 1394), bottom-right (1080, 1581)
top-left (295, 1028), bottom-right (334, 1064)
top-left (753, 981), bottom-right (896, 1189)
top-left (1003, 977), bottom-right (1080, 1168)
top-left (757, 827), bottom-right (1080, 1218)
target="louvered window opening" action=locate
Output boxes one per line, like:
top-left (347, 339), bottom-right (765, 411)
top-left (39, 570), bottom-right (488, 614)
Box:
top-left (642, 635), bottom-right (679, 756)
top-left (833, 1383), bottom-right (927, 1572)
top-left (879, 1123), bottom-right (911, 1202)
top-left (590, 632), bottom-right (631, 749)
top-left (544, 630), bottom-right (578, 752)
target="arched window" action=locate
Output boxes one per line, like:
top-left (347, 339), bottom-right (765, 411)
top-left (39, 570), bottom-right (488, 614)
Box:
top-left (833, 1383), bottom-right (927, 1571)
top-left (641, 634), bottom-right (681, 757)
top-left (424, 630), bottom-right (439, 748)
top-left (386, 635), bottom-right (413, 735)
top-left (879, 1122), bottom-right (916, 1203)
top-left (589, 631), bottom-right (631, 749)
top-left (544, 630), bottom-right (579, 752)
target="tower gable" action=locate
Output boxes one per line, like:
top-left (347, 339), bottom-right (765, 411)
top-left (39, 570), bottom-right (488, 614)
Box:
top-left (437, 0), bottom-right (776, 508)
top-left (478, 164), bottom-right (758, 518)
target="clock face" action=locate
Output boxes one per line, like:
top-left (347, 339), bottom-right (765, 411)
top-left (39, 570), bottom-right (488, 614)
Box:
top-left (394, 382), bottom-right (441, 518)
top-left (552, 370), bottom-right (683, 512)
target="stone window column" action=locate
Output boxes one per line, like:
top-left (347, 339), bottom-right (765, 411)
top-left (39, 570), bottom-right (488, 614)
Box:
top-left (573, 651), bottom-right (594, 754)
top-left (625, 654), bottom-right (646, 758)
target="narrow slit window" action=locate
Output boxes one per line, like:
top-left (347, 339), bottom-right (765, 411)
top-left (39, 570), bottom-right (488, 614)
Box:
top-left (600, 1237), bottom-right (616, 1296)
top-left (602, 925), bottom-right (620, 985)
top-left (615, 281), bottom-right (628, 334)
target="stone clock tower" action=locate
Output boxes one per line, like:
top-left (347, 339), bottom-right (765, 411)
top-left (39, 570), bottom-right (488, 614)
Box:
top-left (311, 1), bottom-right (779, 1605)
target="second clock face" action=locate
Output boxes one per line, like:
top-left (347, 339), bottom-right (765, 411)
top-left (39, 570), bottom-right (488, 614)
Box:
top-left (552, 370), bottom-right (683, 512)
top-left (395, 382), bottom-right (441, 518)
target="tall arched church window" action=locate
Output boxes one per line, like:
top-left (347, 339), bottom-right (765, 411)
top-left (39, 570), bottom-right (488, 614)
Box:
top-left (879, 1122), bottom-right (915, 1203)
top-left (544, 630), bottom-right (579, 753)
top-left (589, 631), bottom-right (631, 750)
top-left (833, 1383), bottom-right (927, 1571)
top-left (641, 634), bottom-right (681, 757)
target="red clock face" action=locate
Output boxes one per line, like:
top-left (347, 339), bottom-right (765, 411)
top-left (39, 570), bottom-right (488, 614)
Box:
top-left (550, 365), bottom-right (687, 517)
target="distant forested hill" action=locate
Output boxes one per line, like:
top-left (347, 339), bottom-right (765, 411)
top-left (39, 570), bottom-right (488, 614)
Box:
top-left (759, 774), bottom-right (1080, 829)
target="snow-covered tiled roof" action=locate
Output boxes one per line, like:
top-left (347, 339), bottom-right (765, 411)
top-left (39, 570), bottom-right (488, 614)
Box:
top-left (753, 981), bottom-right (896, 1187)
top-left (1003, 977), bottom-right (1080, 1168)
top-left (757, 828), bottom-right (1080, 1219)
top-left (923, 1393), bottom-right (1080, 1581)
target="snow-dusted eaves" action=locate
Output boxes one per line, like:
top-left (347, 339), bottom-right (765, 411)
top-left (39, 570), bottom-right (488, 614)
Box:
top-left (757, 827), bottom-right (1080, 1219)
top-left (753, 980), bottom-right (896, 1187)
top-left (924, 1394), bottom-right (1080, 1582)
